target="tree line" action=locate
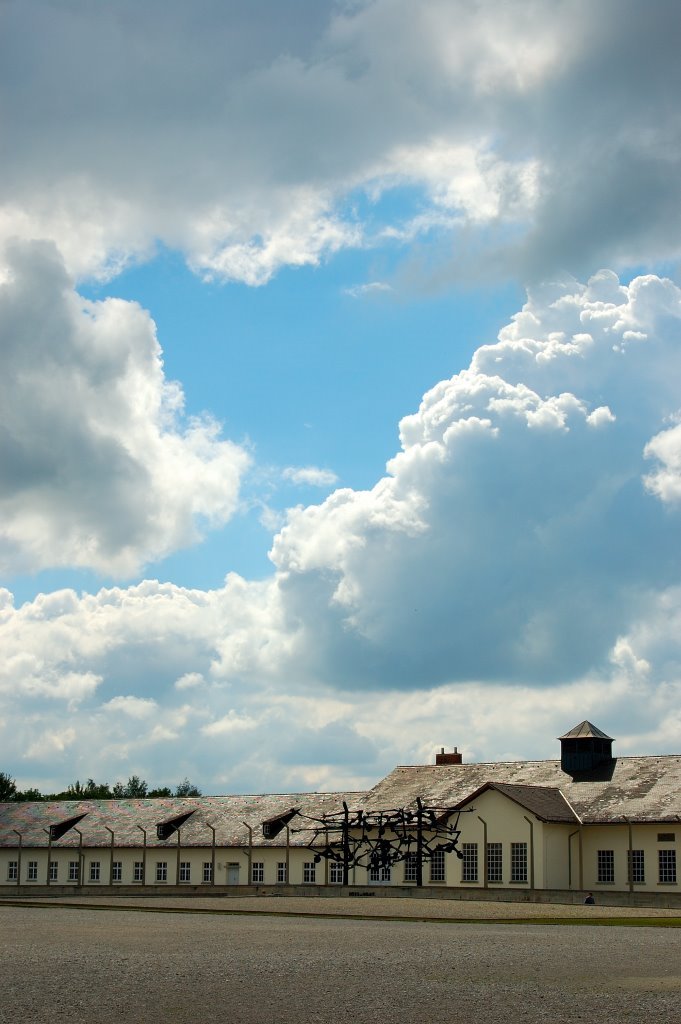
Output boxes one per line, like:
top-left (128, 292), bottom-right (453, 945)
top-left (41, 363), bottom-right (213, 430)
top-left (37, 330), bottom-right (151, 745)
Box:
top-left (0, 771), bottom-right (201, 802)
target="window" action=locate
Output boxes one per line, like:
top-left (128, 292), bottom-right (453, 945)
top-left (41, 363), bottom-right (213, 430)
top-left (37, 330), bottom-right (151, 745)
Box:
top-left (627, 849), bottom-right (645, 884)
top-left (134, 861), bottom-right (144, 882)
top-left (461, 843), bottom-right (478, 882)
top-left (69, 861), bottom-right (79, 882)
top-left (156, 861), bottom-right (168, 882)
top-left (430, 849), bottom-right (446, 883)
top-left (8, 861), bottom-right (18, 881)
top-left (597, 849), bottom-right (614, 884)
top-left (368, 864), bottom-right (391, 882)
top-left (203, 862), bottom-right (213, 883)
top-left (659, 849), bottom-right (677, 884)
top-left (303, 862), bottom-right (316, 883)
top-left (49, 861), bottom-right (58, 882)
top-left (89, 861), bottom-right (100, 882)
top-left (179, 861), bottom-right (191, 882)
top-left (404, 853), bottom-right (418, 883)
top-left (511, 842), bottom-right (528, 883)
top-left (487, 842), bottom-right (503, 883)
top-left (251, 861), bottom-right (264, 883)
top-left (329, 861), bottom-right (344, 884)
top-left (276, 862), bottom-right (287, 883)
top-left (112, 861), bottom-right (122, 882)
top-left (27, 860), bottom-right (38, 881)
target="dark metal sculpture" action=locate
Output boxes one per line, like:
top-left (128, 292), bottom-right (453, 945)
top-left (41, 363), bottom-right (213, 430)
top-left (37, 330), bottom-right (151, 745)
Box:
top-left (262, 798), bottom-right (467, 886)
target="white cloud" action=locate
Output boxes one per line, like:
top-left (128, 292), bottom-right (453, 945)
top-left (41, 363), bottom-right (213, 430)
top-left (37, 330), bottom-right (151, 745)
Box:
top-left (282, 466), bottom-right (339, 487)
top-left (201, 711), bottom-right (258, 737)
top-left (102, 696), bottom-right (158, 719)
top-left (2, 271), bottom-right (681, 792)
top-left (644, 423), bottom-right (681, 505)
top-left (343, 281), bottom-right (393, 298)
top-left (2, 3), bottom-right (681, 284)
top-left (26, 727), bottom-right (76, 760)
top-left (174, 672), bottom-right (205, 691)
top-left (0, 241), bottom-right (249, 575)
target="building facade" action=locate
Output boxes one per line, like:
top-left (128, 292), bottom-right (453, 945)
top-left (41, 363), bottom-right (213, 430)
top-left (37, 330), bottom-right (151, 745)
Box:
top-left (1, 721), bottom-right (679, 901)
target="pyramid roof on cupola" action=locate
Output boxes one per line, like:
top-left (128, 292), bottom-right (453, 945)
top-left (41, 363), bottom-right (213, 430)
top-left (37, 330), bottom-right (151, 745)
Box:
top-left (558, 720), bottom-right (613, 741)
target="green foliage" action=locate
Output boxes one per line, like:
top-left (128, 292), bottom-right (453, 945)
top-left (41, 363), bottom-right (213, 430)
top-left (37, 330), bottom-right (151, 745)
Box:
top-left (175, 777), bottom-right (202, 797)
top-left (112, 775), bottom-right (148, 798)
top-left (14, 787), bottom-right (44, 802)
top-left (0, 772), bottom-right (17, 801)
top-left (2, 771), bottom-right (203, 801)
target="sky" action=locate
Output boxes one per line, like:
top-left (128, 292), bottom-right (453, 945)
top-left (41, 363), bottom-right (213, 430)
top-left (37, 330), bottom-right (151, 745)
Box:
top-left (2, 0), bottom-right (681, 795)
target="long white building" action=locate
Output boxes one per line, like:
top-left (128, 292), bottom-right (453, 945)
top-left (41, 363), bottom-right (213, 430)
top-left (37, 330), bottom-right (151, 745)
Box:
top-left (1, 721), bottom-right (680, 903)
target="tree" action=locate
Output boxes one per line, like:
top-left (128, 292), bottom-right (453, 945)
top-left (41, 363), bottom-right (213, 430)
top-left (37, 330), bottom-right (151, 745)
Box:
top-left (14, 787), bottom-right (44, 802)
top-left (113, 775), bottom-right (148, 798)
top-left (148, 786), bottom-right (172, 798)
top-left (83, 779), bottom-right (113, 799)
top-left (175, 778), bottom-right (202, 797)
top-left (0, 772), bottom-right (17, 801)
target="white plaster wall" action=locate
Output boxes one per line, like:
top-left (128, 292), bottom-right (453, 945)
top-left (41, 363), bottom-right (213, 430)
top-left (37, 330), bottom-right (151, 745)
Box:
top-left (580, 823), bottom-right (679, 894)
top-left (454, 789), bottom-right (543, 889)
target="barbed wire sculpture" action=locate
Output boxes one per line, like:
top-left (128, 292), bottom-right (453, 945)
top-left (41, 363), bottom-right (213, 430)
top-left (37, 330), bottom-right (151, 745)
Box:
top-left (262, 797), bottom-right (470, 886)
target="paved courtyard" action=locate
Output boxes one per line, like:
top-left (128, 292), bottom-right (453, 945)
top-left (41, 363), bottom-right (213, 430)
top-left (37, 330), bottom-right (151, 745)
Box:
top-left (1, 898), bottom-right (680, 1023)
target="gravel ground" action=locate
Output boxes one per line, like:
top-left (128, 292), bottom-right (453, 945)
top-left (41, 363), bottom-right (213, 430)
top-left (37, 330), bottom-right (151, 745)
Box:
top-left (1, 900), bottom-right (680, 1023)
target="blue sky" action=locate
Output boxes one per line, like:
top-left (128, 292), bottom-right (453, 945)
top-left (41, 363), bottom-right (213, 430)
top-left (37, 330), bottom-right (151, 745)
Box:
top-left (2, 0), bottom-right (681, 794)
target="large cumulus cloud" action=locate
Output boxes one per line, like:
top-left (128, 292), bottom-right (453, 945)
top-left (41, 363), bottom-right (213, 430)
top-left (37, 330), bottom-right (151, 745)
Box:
top-left (268, 271), bottom-right (681, 686)
top-left (2, 272), bottom-right (681, 790)
top-left (2, 1), bottom-right (681, 284)
top-left (0, 241), bottom-right (249, 575)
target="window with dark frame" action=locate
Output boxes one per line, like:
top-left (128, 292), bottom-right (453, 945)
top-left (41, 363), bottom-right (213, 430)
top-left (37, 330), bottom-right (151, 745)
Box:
top-left (134, 861), bottom-right (144, 882)
top-left (89, 861), bottom-right (100, 882)
top-left (27, 860), bottom-right (38, 881)
top-left (303, 861), bottom-right (316, 883)
top-left (276, 861), bottom-right (287, 883)
top-left (627, 849), bottom-right (644, 884)
top-left (404, 853), bottom-right (418, 883)
top-left (112, 861), bottom-right (122, 882)
top-left (69, 861), bottom-right (79, 882)
top-left (369, 864), bottom-right (391, 882)
top-left (49, 861), bottom-right (58, 881)
top-left (252, 861), bottom-right (264, 883)
top-left (203, 862), bottom-right (213, 883)
top-left (179, 861), bottom-right (191, 882)
top-left (462, 842), bottom-right (478, 882)
top-left (329, 862), bottom-right (343, 884)
top-left (510, 842), bottom-right (528, 883)
top-left (486, 842), bottom-right (503, 883)
top-left (659, 849), bottom-right (677, 884)
top-left (156, 861), bottom-right (168, 882)
top-left (597, 849), bottom-right (615, 884)
top-left (430, 849), bottom-right (446, 883)
top-left (8, 861), bottom-right (18, 881)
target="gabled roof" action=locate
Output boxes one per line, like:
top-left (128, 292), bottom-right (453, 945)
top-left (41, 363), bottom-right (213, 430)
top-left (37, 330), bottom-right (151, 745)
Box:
top-left (558, 720), bottom-right (613, 741)
top-left (455, 782), bottom-right (579, 823)
top-left (366, 755), bottom-right (681, 824)
top-left (0, 790), bottom-right (366, 850)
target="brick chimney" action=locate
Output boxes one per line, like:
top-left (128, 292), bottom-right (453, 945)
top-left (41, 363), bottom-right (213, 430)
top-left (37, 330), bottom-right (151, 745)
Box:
top-left (435, 746), bottom-right (463, 766)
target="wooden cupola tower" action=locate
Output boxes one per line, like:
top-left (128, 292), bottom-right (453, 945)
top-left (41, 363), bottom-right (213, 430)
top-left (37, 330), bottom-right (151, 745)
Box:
top-left (559, 720), bottom-right (614, 774)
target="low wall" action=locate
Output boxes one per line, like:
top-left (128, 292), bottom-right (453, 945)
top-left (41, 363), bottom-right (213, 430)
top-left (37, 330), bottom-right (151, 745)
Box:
top-left (2, 882), bottom-right (681, 909)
